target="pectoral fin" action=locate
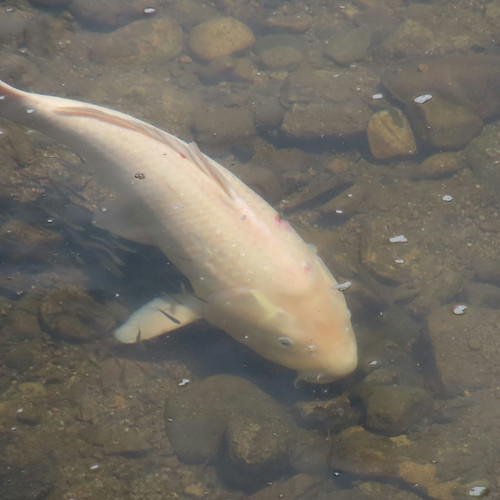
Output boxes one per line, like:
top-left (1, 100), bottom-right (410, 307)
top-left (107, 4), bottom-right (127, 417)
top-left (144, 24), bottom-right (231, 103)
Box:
top-left (114, 293), bottom-right (204, 343)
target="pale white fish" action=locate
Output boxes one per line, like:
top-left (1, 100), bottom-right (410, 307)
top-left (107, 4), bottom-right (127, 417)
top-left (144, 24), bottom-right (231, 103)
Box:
top-left (0, 80), bottom-right (357, 383)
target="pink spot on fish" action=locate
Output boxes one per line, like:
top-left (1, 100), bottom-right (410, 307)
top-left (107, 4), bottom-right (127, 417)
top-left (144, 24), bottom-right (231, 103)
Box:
top-left (274, 214), bottom-right (289, 228)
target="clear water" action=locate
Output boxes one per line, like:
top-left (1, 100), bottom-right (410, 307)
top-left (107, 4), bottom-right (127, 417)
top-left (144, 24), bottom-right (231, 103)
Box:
top-left (0, 1), bottom-right (499, 499)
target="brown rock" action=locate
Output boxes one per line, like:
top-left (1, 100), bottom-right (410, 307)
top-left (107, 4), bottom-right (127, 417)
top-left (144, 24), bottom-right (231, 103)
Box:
top-left (364, 385), bottom-right (431, 435)
top-left (189, 17), bottom-right (255, 61)
top-left (414, 152), bottom-right (463, 179)
top-left (413, 95), bottom-right (483, 150)
top-left (367, 107), bottom-right (417, 160)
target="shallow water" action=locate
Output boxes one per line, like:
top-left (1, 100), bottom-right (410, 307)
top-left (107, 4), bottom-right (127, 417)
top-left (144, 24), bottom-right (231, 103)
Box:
top-left (0, 1), bottom-right (499, 499)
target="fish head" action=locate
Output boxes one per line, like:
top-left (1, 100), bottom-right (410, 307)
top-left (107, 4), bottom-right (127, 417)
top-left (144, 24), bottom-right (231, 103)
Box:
top-left (206, 284), bottom-right (357, 383)
top-left (262, 287), bottom-right (358, 383)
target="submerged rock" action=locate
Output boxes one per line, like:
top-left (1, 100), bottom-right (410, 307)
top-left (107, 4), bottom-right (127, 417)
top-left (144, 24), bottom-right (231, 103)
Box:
top-left (165, 375), bottom-right (298, 485)
top-left (279, 67), bottom-right (379, 141)
top-left (427, 305), bottom-right (500, 393)
top-left (414, 152), bottom-right (464, 180)
top-left (363, 385), bottom-right (431, 435)
top-left (88, 18), bottom-right (183, 65)
top-left (189, 17), bottom-right (255, 61)
top-left (39, 286), bottom-right (116, 342)
top-left (69, 0), bottom-right (158, 29)
top-left (367, 107), bottom-right (417, 160)
top-left (377, 54), bottom-right (500, 149)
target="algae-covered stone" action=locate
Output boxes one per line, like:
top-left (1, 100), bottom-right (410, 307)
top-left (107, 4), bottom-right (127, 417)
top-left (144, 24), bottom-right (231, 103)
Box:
top-left (189, 17), bottom-right (255, 61)
top-left (367, 107), bottom-right (417, 160)
top-left (364, 385), bottom-right (431, 435)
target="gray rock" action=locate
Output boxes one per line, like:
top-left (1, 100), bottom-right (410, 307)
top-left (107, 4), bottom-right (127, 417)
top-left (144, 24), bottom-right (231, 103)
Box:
top-left (464, 123), bottom-right (500, 195)
top-left (260, 45), bottom-right (302, 70)
top-left (413, 95), bottom-right (483, 150)
top-left (39, 286), bottom-right (116, 342)
top-left (69, 0), bottom-right (158, 29)
top-left (427, 305), bottom-right (500, 392)
top-left (279, 67), bottom-right (378, 141)
top-left (193, 105), bottom-right (256, 148)
top-left (324, 27), bottom-right (372, 66)
top-left (165, 375), bottom-right (298, 479)
top-left (89, 18), bottom-right (183, 65)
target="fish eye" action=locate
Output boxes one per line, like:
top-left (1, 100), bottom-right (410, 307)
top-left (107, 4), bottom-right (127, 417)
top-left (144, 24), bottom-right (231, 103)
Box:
top-left (278, 336), bottom-right (293, 347)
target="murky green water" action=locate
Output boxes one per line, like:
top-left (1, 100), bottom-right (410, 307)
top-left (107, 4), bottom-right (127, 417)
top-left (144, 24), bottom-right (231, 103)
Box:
top-left (0, 1), bottom-right (499, 499)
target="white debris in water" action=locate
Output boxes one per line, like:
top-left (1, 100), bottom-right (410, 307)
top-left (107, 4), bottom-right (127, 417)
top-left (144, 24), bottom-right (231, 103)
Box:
top-left (468, 486), bottom-right (488, 497)
top-left (143, 7), bottom-right (156, 14)
top-left (26, 108), bottom-right (35, 114)
top-left (335, 209), bottom-right (343, 214)
top-left (178, 378), bottom-right (190, 387)
top-left (394, 258), bottom-right (405, 264)
top-left (89, 464), bottom-right (99, 470)
top-left (442, 195), bottom-right (453, 202)
top-left (414, 94), bottom-right (433, 104)
top-left (368, 360), bottom-right (378, 366)
top-left (372, 93), bottom-right (384, 100)
top-left (389, 235), bottom-right (408, 243)
top-left (453, 304), bottom-right (468, 315)
top-left (333, 281), bottom-right (352, 292)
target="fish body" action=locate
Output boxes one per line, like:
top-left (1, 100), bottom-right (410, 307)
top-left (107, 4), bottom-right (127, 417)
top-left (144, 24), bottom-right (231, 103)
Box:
top-left (0, 80), bottom-right (357, 383)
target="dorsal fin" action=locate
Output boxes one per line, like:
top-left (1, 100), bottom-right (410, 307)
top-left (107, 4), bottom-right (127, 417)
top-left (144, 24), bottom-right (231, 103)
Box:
top-left (183, 141), bottom-right (236, 199)
top-left (55, 105), bottom-right (237, 199)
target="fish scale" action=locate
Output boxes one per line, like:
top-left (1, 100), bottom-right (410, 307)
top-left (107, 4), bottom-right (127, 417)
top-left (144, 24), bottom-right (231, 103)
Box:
top-left (0, 79), bottom-right (357, 383)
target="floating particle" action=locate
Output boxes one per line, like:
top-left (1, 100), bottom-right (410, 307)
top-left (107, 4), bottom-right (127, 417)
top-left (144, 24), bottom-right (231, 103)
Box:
top-left (333, 281), bottom-right (352, 292)
top-left (414, 94), bottom-right (432, 104)
top-left (468, 486), bottom-right (488, 497)
top-left (178, 378), bottom-right (190, 387)
top-left (389, 235), bottom-right (408, 243)
top-left (442, 194), bottom-right (453, 202)
top-left (453, 304), bottom-right (468, 315)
